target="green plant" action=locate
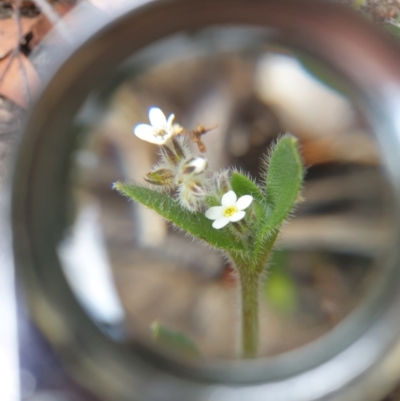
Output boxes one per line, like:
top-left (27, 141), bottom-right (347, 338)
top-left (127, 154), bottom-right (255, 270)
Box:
top-left (114, 107), bottom-right (304, 358)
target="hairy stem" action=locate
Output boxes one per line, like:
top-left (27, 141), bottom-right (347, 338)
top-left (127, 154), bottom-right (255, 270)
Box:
top-left (234, 232), bottom-right (279, 358)
top-left (238, 268), bottom-right (260, 358)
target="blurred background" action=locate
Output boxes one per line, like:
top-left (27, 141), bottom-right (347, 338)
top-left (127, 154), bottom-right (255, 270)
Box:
top-left (2, 0), bottom-right (400, 400)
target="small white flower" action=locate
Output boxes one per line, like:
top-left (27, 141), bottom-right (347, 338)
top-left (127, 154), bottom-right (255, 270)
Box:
top-left (205, 190), bottom-right (253, 229)
top-left (133, 107), bottom-right (175, 145)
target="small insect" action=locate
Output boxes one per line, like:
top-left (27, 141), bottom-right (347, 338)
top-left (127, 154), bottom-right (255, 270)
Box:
top-left (187, 124), bottom-right (218, 153)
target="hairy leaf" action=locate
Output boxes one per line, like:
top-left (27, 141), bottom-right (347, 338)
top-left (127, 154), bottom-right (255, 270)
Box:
top-left (231, 172), bottom-right (263, 200)
top-left (263, 135), bottom-right (303, 230)
top-left (247, 135), bottom-right (303, 266)
top-left (114, 182), bottom-right (243, 252)
top-left (231, 171), bottom-right (268, 225)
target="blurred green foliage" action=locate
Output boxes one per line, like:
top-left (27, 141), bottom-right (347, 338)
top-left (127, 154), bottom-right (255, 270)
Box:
top-left (264, 250), bottom-right (297, 315)
top-left (151, 321), bottom-right (199, 358)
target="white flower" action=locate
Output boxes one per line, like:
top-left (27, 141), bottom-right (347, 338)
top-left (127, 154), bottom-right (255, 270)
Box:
top-left (133, 107), bottom-right (175, 145)
top-left (205, 190), bottom-right (253, 229)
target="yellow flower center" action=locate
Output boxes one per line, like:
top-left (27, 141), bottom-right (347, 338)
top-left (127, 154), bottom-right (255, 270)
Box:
top-left (155, 128), bottom-right (168, 138)
top-left (223, 206), bottom-right (237, 217)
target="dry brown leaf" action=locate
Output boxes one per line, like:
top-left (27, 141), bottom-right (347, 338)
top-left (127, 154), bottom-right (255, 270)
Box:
top-left (29, 3), bottom-right (75, 48)
top-left (0, 53), bottom-right (40, 108)
top-left (0, 17), bottom-right (39, 59)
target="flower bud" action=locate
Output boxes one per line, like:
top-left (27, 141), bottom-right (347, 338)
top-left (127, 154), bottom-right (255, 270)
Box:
top-left (145, 168), bottom-right (175, 186)
top-left (178, 178), bottom-right (207, 211)
top-left (161, 145), bottom-right (179, 166)
top-left (182, 157), bottom-right (208, 175)
top-left (171, 137), bottom-right (186, 160)
top-left (188, 180), bottom-right (206, 197)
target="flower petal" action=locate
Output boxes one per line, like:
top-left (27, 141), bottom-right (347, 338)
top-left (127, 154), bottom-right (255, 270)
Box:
top-left (212, 217), bottom-right (230, 229)
top-left (236, 195), bottom-right (253, 210)
top-left (149, 107), bottom-right (167, 128)
top-left (221, 190), bottom-right (237, 206)
top-left (229, 210), bottom-right (245, 222)
top-left (205, 206), bottom-right (223, 220)
top-left (167, 113), bottom-right (175, 130)
top-left (134, 124), bottom-right (165, 145)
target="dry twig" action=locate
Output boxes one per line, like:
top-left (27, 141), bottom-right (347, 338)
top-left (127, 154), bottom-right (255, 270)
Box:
top-left (31, 0), bottom-right (73, 43)
top-left (13, 0), bottom-right (30, 105)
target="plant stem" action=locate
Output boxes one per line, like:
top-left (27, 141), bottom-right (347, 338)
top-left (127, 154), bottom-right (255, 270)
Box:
top-left (234, 233), bottom-right (279, 358)
top-left (238, 269), bottom-right (260, 358)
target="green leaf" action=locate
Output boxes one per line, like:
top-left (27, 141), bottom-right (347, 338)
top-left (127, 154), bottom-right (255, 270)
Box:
top-left (263, 135), bottom-right (303, 230)
top-left (113, 182), bottom-right (243, 252)
top-left (248, 230), bottom-right (278, 273)
top-left (247, 135), bottom-right (303, 266)
top-left (231, 172), bottom-right (263, 200)
top-left (151, 321), bottom-right (199, 357)
top-left (231, 171), bottom-right (267, 225)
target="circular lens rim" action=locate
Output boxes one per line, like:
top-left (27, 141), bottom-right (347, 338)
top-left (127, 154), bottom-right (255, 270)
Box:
top-left (11, 0), bottom-right (400, 400)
